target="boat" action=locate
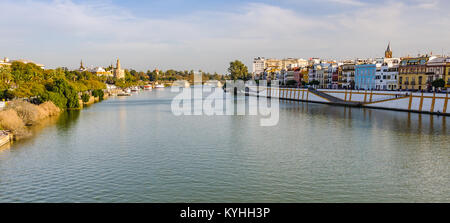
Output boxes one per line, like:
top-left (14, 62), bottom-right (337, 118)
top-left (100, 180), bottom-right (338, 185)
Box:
top-left (117, 89), bottom-right (132, 96)
top-left (155, 84), bottom-right (165, 88)
top-left (144, 84), bottom-right (153, 90)
top-left (131, 87), bottom-right (139, 92)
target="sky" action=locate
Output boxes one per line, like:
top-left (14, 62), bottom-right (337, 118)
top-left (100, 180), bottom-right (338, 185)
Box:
top-left (0, 0), bottom-right (449, 73)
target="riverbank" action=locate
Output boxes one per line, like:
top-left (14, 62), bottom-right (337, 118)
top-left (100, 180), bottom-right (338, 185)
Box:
top-left (249, 87), bottom-right (450, 116)
top-left (0, 91), bottom-right (111, 142)
top-left (0, 100), bottom-right (61, 140)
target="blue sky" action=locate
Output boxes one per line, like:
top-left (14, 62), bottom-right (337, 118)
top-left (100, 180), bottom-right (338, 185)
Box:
top-left (0, 0), bottom-right (449, 73)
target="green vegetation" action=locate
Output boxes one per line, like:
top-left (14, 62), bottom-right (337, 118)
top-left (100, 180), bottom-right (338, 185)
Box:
top-left (228, 60), bottom-right (250, 81)
top-left (431, 79), bottom-right (445, 90)
top-left (1, 61), bottom-right (228, 109)
top-left (309, 80), bottom-right (320, 87)
top-left (92, 89), bottom-right (104, 101)
top-left (0, 61), bottom-right (106, 109)
top-left (285, 80), bottom-right (298, 86)
top-left (81, 93), bottom-right (90, 104)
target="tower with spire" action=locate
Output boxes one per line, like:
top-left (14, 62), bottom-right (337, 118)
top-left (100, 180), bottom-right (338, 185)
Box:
top-left (79, 59), bottom-right (86, 71)
top-left (385, 42), bottom-right (393, 58)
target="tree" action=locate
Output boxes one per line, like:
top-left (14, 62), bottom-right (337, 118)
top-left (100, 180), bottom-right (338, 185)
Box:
top-left (0, 66), bottom-right (12, 84)
top-left (81, 93), bottom-right (90, 104)
top-left (228, 60), bottom-right (250, 81)
top-left (310, 80), bottom-right (320, 87)
top-left (432, 79), bottom-right (445, 90)
top-left (286, 80), bottom-right (298, 86)
top-left (92, 89), bottom-right (104, 100)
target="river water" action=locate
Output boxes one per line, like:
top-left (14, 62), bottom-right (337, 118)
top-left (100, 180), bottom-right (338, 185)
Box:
top-left (0, 89), bottom-right (448, 202)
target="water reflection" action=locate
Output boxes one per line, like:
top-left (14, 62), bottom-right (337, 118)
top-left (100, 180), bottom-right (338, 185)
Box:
top-left (0, 91), bottom-right (448, 202)
top-left (56, 110), bottom-right (81, 131)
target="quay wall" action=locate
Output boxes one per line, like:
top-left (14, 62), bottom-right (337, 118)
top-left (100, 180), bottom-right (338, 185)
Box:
top-left (248, 87), bottom-right (450, 115)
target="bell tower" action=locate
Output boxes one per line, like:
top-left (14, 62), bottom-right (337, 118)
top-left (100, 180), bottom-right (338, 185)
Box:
top-left (385, 42), bottom-right (393, 58)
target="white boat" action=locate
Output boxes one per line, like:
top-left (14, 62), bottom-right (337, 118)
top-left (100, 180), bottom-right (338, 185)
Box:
top-left (131, 87), bottom-right (139, 92)
top-left (155, 84), bottom-right (165, 88)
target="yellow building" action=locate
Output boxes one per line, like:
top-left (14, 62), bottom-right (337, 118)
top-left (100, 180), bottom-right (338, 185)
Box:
top-left (398, 56), bottom-right (433, 91)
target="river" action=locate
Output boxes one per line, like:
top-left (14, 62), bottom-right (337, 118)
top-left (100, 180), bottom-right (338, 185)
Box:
top-left (0, 89), bottom-right (448, 202)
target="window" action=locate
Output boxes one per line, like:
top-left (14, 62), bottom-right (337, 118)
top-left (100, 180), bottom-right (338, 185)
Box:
top-left (419, 76), bottom-right (423, 84)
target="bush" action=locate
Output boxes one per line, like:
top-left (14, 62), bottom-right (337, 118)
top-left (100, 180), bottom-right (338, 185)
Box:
top-left (81, 93), bottom-right (90, 103)
top-left (47, 78), bottom-right (80, 109)
top-left (0, 100), bottom-right (60, 138)
top-left (92, 89), bottom-right (104, 100)
top-left (7, 100), bottom-right (41, 125)
top-left (0, 109), bottom-right (25, 134)
top-left (0, 89), bottom-right (14, 100)
top-left (286, 80), bottom-right (298, 86)
top-left (40, 91), bottom-right (68, 109)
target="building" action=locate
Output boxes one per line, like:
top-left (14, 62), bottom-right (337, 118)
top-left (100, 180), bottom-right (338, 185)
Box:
top-left (355, 63), bottom-right (377, 90)
top-left (341, 62), bottom-right (355, 89)
top-left (426, 57), bottom-right (448, 88)
top-left (385, 42), bottom-right (393, 58)
top-left (375, 62), bottom-right (399, 90)
top-left (90, 67), bottom-right (113, 77)
top-left (0, 57), bottom-right (11, 67)
top-left (446, 58), bottom-right (450, 88)
top-left (293, 67), bottom-right (308, 86)
top-left (398, 55), bottom-right (435, 91)
top-left (78, 60), bottom-right (86, 72)
top-left (4, 58), bottom-right (45, 69)
top-left (113, 58), bottom-right (125, 79)
top-left (252, 57), bottom-right (308, 80)
top-left (252, 57), bottom-right (266, 79)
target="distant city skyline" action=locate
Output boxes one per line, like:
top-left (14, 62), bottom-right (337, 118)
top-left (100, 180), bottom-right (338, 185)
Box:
top-left (0, 0), bottom-right (449, 73)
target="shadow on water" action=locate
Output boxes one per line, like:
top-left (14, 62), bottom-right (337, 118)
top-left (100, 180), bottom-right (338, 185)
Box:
top-left (56, 110), bottom-right (81, 131)
top-left (4, 110), bottom-right (82, 150)
top-left (279, 99), bottom-right (450, 136)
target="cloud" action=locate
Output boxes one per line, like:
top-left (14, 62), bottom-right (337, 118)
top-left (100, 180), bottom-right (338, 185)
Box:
top-left (0, 0), bottom-right (449, 73)
top-left (326, 0), bottom-right (366, 6)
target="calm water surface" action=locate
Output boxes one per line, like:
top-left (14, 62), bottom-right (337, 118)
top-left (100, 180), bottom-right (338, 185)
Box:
top-left (0, 89), bottom-right (449, 202)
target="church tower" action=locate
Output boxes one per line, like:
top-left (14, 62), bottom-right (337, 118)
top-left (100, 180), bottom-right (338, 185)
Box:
top-left (79, 60), bottom-right (85, 71)
top-left (385, 42), bottom-right (393, 58)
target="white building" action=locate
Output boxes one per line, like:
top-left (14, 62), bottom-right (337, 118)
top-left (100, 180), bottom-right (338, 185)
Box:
top-left (13, 59), bottom-right (45, 69)
top-left (375, 58), bottom-right (400, 90)
top-left (89, 66), bottom-right (113, 77)
top-left (252, 57), bottom-right (266, 79)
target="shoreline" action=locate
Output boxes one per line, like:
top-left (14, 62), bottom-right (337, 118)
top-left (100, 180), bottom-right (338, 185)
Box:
top-left (250, 87), bottom-right (450, 117)
top-left (0, 91), bottom-right (112, 145)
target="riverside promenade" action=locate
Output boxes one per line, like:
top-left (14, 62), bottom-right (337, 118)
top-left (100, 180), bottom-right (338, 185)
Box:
top-left (248, 87), bottom-right (450, 116)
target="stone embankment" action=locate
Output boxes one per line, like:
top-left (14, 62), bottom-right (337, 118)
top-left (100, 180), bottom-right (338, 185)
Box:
top-left (248, 87), bottom-right (450, 115)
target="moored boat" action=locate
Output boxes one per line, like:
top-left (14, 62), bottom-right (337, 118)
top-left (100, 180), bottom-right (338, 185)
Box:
top-left (144, 84), bottom-right (153, 90)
